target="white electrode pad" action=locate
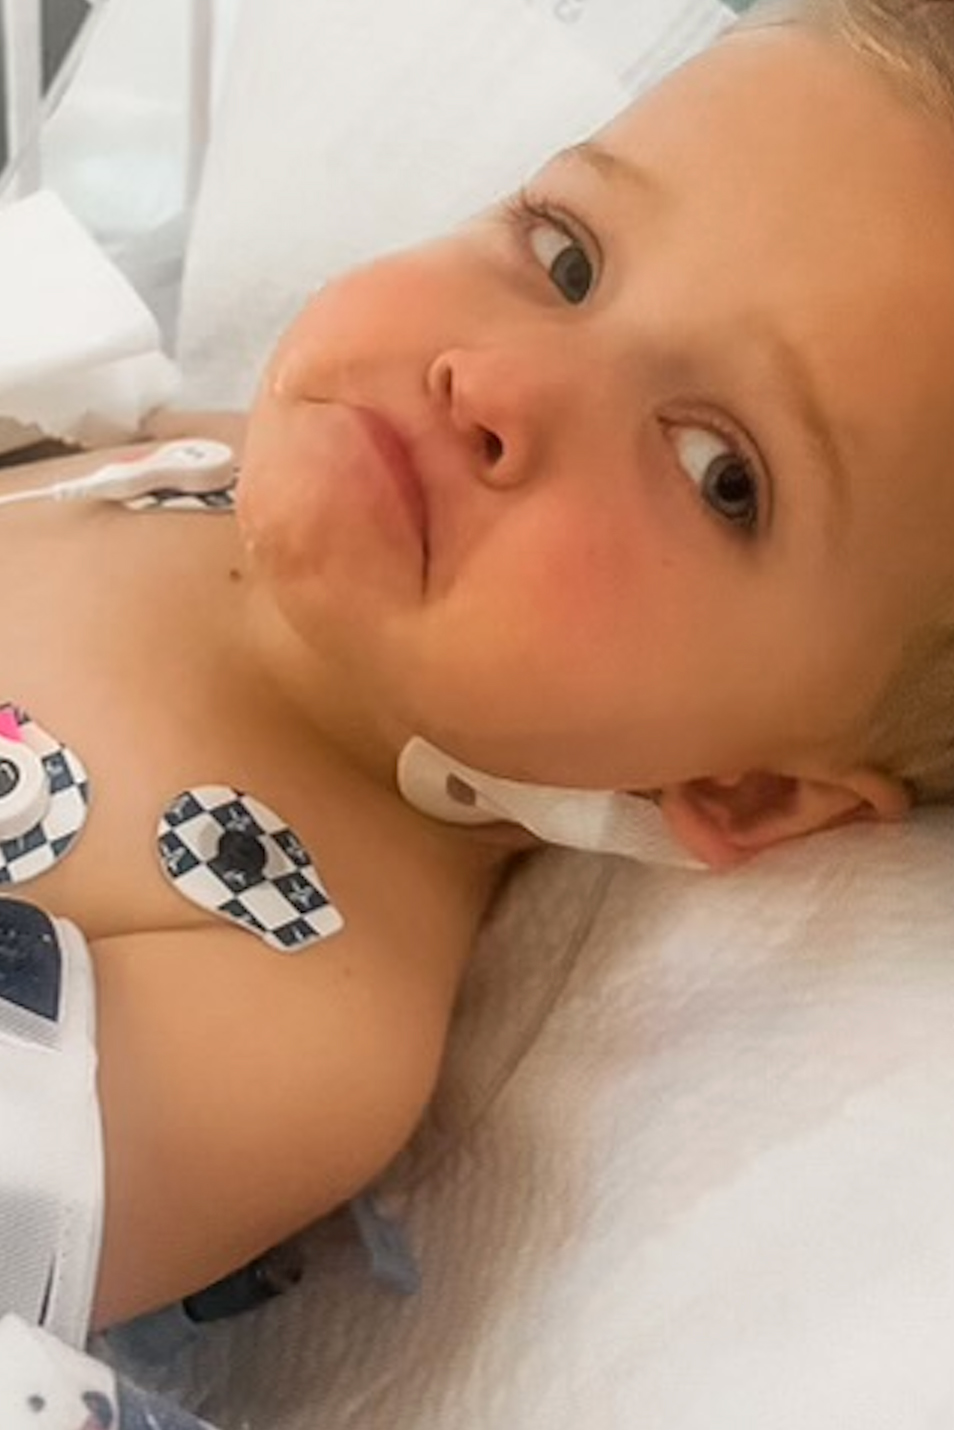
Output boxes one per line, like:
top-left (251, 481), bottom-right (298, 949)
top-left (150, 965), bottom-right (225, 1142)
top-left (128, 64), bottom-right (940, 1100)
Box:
top-left (397, 737), bottom-right (704, 870)
top-left (0, 440), bottom-right (237, 515)
top-left (0, 707), bottom-right (90, 885)
top-left (157, 787), bottom-right (344, 951)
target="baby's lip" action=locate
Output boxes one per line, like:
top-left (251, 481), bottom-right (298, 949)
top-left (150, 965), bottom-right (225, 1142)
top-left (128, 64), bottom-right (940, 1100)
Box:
top-left (351, 405), bottom-right (429, 552)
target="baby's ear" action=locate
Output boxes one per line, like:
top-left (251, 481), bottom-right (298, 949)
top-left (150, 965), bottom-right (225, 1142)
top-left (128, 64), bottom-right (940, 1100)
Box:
top-left (656, 768), bottom-right (911, 870)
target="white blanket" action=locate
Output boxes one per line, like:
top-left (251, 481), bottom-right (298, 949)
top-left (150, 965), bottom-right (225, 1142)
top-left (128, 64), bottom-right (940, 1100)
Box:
top-left (148, 0), bottom-right (954, 1424)
top-left (127, 821), bottom-right (954, 1428)
top-left (0, 189), bottom-right (177, 453)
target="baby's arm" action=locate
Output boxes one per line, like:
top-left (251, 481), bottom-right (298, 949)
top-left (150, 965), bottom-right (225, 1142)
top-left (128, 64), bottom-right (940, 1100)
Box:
top-left (89, 919), bottom-right (449, 1328)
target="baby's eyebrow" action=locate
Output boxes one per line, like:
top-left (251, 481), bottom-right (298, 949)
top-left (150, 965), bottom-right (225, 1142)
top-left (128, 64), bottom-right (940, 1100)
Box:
top-left (743, 313), bottom-right (850, 539)
top-left (554, 139), bottom-right (672, 204)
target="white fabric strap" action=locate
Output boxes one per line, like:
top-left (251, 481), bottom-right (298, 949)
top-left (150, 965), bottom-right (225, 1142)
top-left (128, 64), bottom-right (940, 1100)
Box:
top-left (397, 737), bottom-right (705, 870)
top-left (0, 903), bottom-right (103, 1346)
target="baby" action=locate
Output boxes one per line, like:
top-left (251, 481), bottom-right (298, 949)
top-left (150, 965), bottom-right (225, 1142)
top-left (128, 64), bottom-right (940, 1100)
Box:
top-left (1, 0), bottom-right (953, 1366)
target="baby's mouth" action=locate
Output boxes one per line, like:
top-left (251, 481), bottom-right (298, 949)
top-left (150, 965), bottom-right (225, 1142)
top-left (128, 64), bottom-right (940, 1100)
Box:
top-left (351, 404), bottom-right (431, 578)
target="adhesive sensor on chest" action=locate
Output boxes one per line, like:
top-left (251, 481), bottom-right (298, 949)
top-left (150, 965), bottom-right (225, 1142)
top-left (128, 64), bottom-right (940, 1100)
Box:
top-left (157, 787), bottom-right (344, 951)
top-left (0, 707), bottom-right (90, 884)
top-left (0, 727), bottom-right (49, 838)
top-left (0, 440), bottom-right (236, 511)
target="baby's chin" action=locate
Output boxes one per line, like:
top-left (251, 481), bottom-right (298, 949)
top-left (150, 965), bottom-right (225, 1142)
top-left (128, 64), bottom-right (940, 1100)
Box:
top-left (234, 455), bottom-right (269, 552)
top-left (234, 430), bottom-right (320, 570)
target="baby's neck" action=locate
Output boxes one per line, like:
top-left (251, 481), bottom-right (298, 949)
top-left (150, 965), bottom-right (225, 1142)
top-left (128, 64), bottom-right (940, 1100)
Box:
top-left (4, 437), bottom-right (414, 797)
top-left (228, 572), bottom-right (406, 791)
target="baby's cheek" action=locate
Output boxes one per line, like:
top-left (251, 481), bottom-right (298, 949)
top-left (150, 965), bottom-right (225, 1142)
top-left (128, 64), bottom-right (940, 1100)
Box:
top-left (490, 525), bottom-right (642, 683)
top-left (273, 258), bottom-right (444, 394)
top-left (537, 510), bottom-right (651, 627)
top-left (235, 400), bottom-right (307, 559)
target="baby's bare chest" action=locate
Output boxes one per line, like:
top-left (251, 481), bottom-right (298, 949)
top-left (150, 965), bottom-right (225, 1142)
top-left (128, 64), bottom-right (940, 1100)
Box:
top-left (0, 503), bottom-right (470, 954)
top-left (0, 506), bottom-right (257, 930)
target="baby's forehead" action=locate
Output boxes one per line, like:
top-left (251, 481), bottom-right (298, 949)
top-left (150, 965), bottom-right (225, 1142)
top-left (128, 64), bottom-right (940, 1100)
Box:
top-left (581, 24), bottom-right (954, 278)
top-left (593, 22), bottom-right (951, 173)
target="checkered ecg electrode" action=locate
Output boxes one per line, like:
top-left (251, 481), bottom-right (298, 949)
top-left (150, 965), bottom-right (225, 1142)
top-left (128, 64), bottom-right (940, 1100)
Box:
top-left (157, 786), bottom-right (343, 951)
top-left (0, 706), bottom-right (90, 886)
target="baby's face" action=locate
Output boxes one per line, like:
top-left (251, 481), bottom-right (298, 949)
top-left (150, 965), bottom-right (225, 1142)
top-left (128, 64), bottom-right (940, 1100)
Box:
top-left (239, 23), bottom-right (954, 795)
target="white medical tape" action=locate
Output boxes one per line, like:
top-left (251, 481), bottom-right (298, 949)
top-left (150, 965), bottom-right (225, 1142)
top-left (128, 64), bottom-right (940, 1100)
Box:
top-left (0, 900), bottom-right (103, 1346)
top-left (397, 737), bottom-right (705, 870)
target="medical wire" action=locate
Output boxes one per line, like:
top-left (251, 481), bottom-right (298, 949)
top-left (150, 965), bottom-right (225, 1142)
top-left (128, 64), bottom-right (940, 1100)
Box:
top-left (0, 438), bottom-right (235, 508)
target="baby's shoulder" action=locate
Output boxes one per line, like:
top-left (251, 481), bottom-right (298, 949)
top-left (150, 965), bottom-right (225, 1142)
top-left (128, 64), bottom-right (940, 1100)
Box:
top-left (90, 909), bottom-right (450, 1324)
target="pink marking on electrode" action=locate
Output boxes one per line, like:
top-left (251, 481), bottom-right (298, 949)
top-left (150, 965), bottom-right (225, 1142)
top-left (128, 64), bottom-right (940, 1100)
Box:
top-left (0, 710), bottom-right (22, 741)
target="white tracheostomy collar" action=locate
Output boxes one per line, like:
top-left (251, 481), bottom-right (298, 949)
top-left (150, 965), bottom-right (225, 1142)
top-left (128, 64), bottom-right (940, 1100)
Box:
top-left (397, 737), bottom-right (705, 871)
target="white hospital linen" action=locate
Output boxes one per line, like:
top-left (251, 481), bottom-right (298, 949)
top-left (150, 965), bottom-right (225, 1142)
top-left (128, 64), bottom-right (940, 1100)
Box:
top-left (0, 190), bottom-right (177, 452)
top-left (119, 819), bottom-right (954, 1429)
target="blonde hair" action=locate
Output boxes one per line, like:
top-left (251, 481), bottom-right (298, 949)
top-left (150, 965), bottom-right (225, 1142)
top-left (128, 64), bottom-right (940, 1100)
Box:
top-left (735, 0), bottom-right (954, 117)
top-left (734, 0), bottom-right (954, 803)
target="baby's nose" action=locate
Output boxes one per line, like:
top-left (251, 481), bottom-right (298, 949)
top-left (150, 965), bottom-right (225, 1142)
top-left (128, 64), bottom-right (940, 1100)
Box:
top-left (426, 345), bottom-right (571, 487)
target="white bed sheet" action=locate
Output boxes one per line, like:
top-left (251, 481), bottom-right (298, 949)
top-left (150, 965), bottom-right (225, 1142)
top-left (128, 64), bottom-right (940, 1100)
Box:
top-left (125, 822), bottom-right (954, 1429)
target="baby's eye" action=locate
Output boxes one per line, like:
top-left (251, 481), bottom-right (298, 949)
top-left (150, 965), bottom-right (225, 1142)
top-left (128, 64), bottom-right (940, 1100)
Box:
top-left (527, 221), bottom-right (593, 304)
top-left (672, 426), bottom-right (760, 532)
top-left (503, 190), bottom-right (599, 305)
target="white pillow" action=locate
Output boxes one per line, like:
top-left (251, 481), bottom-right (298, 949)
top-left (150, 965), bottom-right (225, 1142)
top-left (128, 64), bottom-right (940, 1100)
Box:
top-left (177, 0), bottom-right (729, 406)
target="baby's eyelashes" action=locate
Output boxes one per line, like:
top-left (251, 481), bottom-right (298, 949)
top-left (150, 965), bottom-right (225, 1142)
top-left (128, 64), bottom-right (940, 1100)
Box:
top-left (503, 189), bottom-right (600, 305)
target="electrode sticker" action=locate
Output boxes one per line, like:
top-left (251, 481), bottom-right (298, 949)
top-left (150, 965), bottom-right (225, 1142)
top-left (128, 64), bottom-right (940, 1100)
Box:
top-left (0, 706), bottom-right (90, 886)
top-left (157, 787), bottom-right (344, 951)
top-left (124, 486), bottom-right (236, 514)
